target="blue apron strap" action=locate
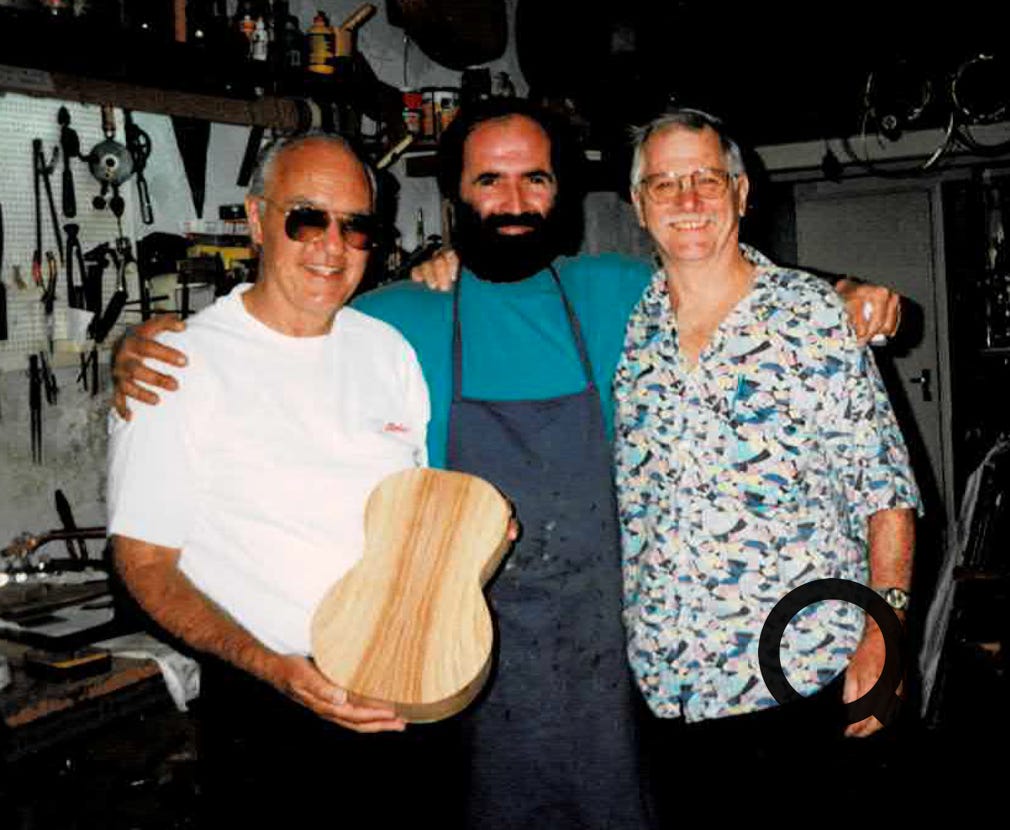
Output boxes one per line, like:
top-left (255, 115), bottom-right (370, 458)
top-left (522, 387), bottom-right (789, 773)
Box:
top-left (546, 265), bottom-right (596, 390)
top-left (451, 276), bottom-right (464, 403)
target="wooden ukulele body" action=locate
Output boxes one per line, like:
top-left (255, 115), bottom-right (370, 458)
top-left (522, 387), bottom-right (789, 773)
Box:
top-left (311, 468), bottom-right (511, 722)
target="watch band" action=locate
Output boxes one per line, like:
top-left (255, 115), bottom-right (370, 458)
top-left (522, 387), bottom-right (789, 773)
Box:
top-left (876, 586), bottom-right (910, 611)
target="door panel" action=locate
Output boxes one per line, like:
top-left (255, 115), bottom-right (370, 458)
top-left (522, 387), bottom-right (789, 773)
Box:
top-left (794, 187), bottom-right (948, 523)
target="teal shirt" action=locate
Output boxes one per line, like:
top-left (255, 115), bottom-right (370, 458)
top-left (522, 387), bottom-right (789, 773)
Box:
top-left (352, 253), bottom-right (652, 469)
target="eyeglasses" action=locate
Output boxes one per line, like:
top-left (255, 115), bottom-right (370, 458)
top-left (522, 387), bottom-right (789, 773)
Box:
top-left (260, 198), bottom-right (379, 250)
top-left (637, 168), bottom-right (738, 203)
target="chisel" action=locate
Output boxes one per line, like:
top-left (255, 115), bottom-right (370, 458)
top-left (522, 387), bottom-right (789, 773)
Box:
top-left (0, 202), bottom-right (7, 341)
top-left (55, 489), bottom-right (89, 561)
top-left (58, 106), bottom-right (79, 218)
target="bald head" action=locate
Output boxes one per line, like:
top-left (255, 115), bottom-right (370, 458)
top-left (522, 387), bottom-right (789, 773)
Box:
top-left (250, 132), bottom-right (376, 209)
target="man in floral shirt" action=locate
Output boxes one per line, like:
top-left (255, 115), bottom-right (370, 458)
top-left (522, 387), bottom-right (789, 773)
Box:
top-left (614, 109), bottom-right (920, 820)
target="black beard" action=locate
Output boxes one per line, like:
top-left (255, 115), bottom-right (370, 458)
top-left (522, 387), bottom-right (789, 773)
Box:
top-left (452, 200), bottom-right (563, 283)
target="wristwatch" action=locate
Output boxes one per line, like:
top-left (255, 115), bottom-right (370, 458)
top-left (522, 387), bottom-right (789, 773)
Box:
top-left (876, 586), bottom-right (910, 611)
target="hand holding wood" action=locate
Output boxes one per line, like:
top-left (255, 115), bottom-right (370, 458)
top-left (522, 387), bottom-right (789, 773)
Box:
top-left (311, 469), bottom-right (512, 722)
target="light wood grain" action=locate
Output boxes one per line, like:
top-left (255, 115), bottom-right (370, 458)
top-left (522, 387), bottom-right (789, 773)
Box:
top-left (311, 468), bottom-right (511, 722)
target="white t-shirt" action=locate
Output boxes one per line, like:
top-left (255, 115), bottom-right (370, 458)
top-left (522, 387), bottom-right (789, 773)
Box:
top-left (107, 284), bottom-right (430, 655)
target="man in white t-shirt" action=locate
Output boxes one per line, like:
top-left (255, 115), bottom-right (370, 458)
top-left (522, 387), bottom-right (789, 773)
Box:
top-left (107, 135), bottom-right (457, 825)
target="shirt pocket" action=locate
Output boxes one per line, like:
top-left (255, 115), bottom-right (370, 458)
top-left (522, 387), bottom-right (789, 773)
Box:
top-left (724, 383), bottom-right (803, 516)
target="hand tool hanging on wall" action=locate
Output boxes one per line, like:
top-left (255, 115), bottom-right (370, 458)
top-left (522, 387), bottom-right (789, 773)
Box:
top-left (0, 267), bottom-right (6, 343)
top-left (63, 223), bottom-right (86, 309)
top-left (77, 349), bottom-right (96, 394)
top-left (42, 251), bottom-right (57, 353)
top-left (77, 337), bottom-right (99, 396)
top-left (39, 351), bottom-right (58, 406)
top-left (87, 105), bottom-right (134, 219)
top-left (0, 202), bottom-right (7, 342)
top-left (90, 241), bottom-right (128, 344)
top-left (79, 242), bottom-right (111, 395)
top-left (236, 125), bottom-right (265, 188)
top-left (57, 106), bottom-right (83, 219)
top-left (32, 139), bottom-right (64, 268)
top-left (109, 188), bottom-right (127, 239)
top-left (54, 489), bottom-right (89, 562)
top-left (32, 140), bottom-right (43, 286)
top-left (82, 242), bottom-right (109, 318)
top-left (116, 236), bottom-right (144, 322)
top-left (28, 355), bottom-right (42, 465)
top-left (171, 116), bottom-right (210, 219)
top-left (84, 238), bottom-right (135, 395)
top-left (124, 110), bottom-right (154, 225)
top-left (0, 203), bottom-right (4, 418)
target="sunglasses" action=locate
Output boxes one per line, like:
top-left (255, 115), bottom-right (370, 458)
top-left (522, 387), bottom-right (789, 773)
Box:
top-left (261, 198), bottom-right (379, 250)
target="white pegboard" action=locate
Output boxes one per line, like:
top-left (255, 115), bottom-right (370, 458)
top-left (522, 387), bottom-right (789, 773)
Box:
top-left (0, 92), bottom-right (137, 371)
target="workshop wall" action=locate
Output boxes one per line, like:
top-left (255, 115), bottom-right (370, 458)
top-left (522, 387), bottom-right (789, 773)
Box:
top-left (0, 0), bottom-right (647, 545)
top-left (0, 363), bottom-right (110, 558)
top-left (0, 98), bottom-right (128, 371)
top-left (0, 0), bottom-right (534, 544)
top-left (0, 94), bottom-right (139, 551)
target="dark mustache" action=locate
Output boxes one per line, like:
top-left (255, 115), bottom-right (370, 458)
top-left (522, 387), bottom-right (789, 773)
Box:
top-left (485, 212), bottom-right (546, 231)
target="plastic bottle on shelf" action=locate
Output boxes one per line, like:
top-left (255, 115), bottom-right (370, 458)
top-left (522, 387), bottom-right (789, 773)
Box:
top-left (251, 17), bottom-right (269, 61)
top-left (240, 14), bottom-right (255, 43)
top-left (307, 10), bottom-right (335, 75)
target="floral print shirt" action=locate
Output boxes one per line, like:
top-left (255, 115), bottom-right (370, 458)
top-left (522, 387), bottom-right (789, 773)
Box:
top-left (614, 246), bottom-right (920, 722)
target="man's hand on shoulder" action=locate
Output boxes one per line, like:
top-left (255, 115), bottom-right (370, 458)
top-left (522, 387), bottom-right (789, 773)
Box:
top-left (835, 278), bottom-right (901, 345)
top-left (263, 654), bottom-right (407, 733)
top-left (112, 314), bottom-right (189, 420)
top-left (410, 247), bottom-right (460, 292)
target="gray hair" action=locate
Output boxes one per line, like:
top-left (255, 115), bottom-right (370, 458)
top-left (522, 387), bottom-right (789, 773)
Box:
top-left (629, 109), bottom-right (745, 191)
top-left (248, 131), bottom-right (377, 208)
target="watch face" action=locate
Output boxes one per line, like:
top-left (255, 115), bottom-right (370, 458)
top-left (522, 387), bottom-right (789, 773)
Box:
top-left (883, 587), bottom-right (910, 611)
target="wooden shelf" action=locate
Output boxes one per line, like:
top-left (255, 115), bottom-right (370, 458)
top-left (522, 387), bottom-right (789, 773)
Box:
top-left (0, 63), bottom-right (304, 130)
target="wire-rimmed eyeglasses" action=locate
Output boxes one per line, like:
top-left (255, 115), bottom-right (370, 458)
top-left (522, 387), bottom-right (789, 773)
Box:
top-left (637, 168), bottom-right (739, 203)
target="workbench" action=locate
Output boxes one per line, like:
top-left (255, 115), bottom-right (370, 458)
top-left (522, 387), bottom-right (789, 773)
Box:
top-left (1, 638), bottom-right (169, 760)
top-left (0, 636), bottom-right (196, 827)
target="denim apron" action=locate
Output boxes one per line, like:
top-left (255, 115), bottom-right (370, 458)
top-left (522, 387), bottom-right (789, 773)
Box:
top-left (447, 268), bottom-right (647, 829)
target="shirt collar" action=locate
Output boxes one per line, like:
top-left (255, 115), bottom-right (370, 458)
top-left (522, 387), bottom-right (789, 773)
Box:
top-left (638, 244), bottom-right (778, 333)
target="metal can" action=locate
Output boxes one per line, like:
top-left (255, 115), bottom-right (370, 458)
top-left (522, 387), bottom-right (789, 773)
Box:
top-left (436, 89), bottom-right (461, 136)
top-left (420, 87), bottom-right (462, 141)
top-left (420, 88), bottom-right (438, 141)
top-left (403, 91), bottom-right (423, 136)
